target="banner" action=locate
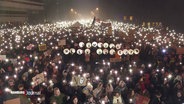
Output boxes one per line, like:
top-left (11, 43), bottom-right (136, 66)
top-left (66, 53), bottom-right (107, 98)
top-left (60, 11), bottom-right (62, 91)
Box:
top-left (71, 76), bottom-right (87, 86)
top-left (3, 98), bottom-right (20, 104)
top-left (135, 94), bottom-right (150, 104)
top-left (110, 58), bottom-right (121, 62)
top-left (38, 44), bottom-right (47, 51)
top-left (115, 53), bottom-right (121, 59)
top-left (32, 72), bottom-right (45, 87)
top-left (63, 47), bottom-right (140, 55)
top-left (58, 39), bottom-right (66, 46)
top-left (0, 55), bottom-right (6, 60)
top-left (176, 48), bottom-right (184, 54)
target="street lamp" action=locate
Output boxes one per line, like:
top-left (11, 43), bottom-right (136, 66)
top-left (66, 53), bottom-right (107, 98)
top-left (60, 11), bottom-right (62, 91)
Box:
top-left (96, 7), bottom-right (99, 11)
top-left (70, 8), bottom-right (74, 12)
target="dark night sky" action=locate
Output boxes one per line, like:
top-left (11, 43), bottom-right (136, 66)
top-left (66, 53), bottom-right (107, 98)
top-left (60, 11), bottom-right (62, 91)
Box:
top-left (44, 0), bottom-right (184, 32)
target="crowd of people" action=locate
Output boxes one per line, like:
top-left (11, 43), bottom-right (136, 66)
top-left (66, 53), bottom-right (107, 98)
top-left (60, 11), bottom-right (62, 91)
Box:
top-left (0, 19), bottom-right (184, 104)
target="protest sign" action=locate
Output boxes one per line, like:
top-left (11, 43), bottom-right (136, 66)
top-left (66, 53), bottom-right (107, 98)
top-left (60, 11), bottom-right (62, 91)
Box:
top-left (58, 39), bottom-right (66, 46)
top-left (32, 72), bottom-right (45, 87)
top-left (38, 44), bottom-right (47, 51)
top-left (71, 76), bottom-right (87, 86)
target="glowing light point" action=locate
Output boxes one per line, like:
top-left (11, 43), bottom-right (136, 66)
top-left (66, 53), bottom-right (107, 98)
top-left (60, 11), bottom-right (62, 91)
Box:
top-left (168, 74), bottom-right (172, 79)
top-left (109, 79), bottom-right (112, 83)
top-left (95, 76), bottom-right (99, 80)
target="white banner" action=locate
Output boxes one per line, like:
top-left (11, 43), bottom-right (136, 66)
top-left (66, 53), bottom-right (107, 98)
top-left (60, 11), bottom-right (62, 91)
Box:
top-left (0, 55), bottom-right (6, 60)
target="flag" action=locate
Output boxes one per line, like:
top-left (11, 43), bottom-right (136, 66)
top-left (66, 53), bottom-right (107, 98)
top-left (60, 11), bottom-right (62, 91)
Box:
top-left (91, 16), bottom-right (96, 27)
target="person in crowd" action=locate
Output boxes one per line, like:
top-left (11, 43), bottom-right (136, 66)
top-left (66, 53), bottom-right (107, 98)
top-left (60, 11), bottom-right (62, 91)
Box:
top-left (105, 83), bottom-right (113, 98)
top-left (112, 92), bottom-right (125, 104)
top-left (127, 90), bottom-right (136, 104)
top-left (69, 96), bottom-right (82, 104)
top-left (173, 91), bottom-right (184, 104)
top-left (149, 91), bottom-right (162, 104)
top-left (0, 21), bottom-right (184, 104)
top-left (18, 84), bottom-right (24, 91)
top-left (50, 87), bottom-right (65, 104)
top-left (93, 82), bottom-right (104, 99)
top-left (99, 94), bottom-right (110, 104)
top-left (84, 95), bottom-right (96, 104)
top-left (115, 80), bottom-right (128, 103)
top-left (82, 83), bottom-right (93, 97)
